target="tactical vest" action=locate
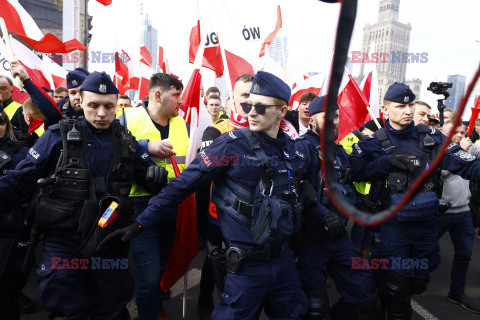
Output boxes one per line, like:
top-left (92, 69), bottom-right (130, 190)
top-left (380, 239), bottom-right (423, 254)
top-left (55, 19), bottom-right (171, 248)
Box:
top-left (303, 132), bottom-right (355, 212)
top-left (124, 107), bottom-right (189, 196)
top-left (374, 124), bottom-right (442, 221)
top-left (211, 128), bottom-right (302, 256)
top-left (35, 117), bottom-right (136, 256)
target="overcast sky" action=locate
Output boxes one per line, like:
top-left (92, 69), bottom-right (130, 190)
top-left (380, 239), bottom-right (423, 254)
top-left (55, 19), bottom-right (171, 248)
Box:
top-left (89, 0), bottom-right (480, 116)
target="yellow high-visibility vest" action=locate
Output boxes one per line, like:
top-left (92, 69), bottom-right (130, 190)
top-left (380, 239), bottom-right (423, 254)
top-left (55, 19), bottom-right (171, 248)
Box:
top-left (124, 107), bottom-right (189, 197)
top-left (4, 101), bottom-right (22, 120)
top-left (339, 131), bottom-right (371, 195)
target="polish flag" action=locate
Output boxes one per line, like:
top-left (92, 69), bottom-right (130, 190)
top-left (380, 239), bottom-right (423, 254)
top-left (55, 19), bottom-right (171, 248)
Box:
top-left (337, 67), bottom-right (370, 141)
top-left (289, 73), bottom-right (325, 110)
top-left (188, 20), bottom-right (224, 77)
top-left (114, 51), bottom-right (130, 95)
top-left (258, 5), bottom-right (282, 58)
top-left (157, 45), bottom-right (166, 73)
top-left (359, 43), bottom-right (380, 119)
top-left (0, 0), bottom-right (86, 53)
top-left (0, 37), bottom-right (66, 103)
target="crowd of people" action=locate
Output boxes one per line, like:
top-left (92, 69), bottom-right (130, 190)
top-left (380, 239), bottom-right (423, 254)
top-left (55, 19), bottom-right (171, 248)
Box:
top-left (0, 62), bottom-right (479, 320)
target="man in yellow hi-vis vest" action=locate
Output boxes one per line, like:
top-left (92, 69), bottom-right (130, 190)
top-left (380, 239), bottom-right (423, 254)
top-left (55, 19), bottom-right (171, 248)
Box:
top-left (119, 73), bottom-right (188, 320)
top-left (0, 75), bottom-right (28, 137)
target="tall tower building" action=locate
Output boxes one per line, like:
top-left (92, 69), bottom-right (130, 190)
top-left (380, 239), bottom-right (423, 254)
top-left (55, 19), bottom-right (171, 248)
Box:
top-left (269, 36), bottom-right (288, 70)
top-left (141, 14), bottom-right (158, 68)
top-left (445, 74), bottom-right (466, 111)
top-left (360, 0), bottom-right (411, 105)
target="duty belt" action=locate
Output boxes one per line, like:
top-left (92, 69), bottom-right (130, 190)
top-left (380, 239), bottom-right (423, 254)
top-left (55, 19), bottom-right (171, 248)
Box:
top-left (225, 241), bottom-right (290, 273)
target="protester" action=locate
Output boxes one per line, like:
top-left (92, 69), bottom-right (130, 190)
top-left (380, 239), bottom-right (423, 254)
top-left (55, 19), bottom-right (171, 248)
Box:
top-left (119, 73), bottom-right (188, 320)
top-left (413, 101), bottom-right (431, 126)
top-left (116, 94), bottom-right (132, 118)
top-left (53, 87), bottom-right (68, 103)
top-left (285, 91), bottom-right (317, 135)
top-left (206, 94), bottom-right (222, 124)
top-left (432, 121), bottom-right (480, 314)
top-left (0, 75), bottom-right (28, 137)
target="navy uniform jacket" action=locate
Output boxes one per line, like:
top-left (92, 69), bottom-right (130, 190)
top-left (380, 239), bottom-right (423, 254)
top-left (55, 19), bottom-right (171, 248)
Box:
top-left (303, 130), bottom-right (355, 219)
top-left (349, 120), bottom-right (480, 195)
top-left (23, 79), bottom-right (63, 128)
top-left (135, 128), bottom-right (329, 245)
top-left (0, 119), bottom-right (160, 209)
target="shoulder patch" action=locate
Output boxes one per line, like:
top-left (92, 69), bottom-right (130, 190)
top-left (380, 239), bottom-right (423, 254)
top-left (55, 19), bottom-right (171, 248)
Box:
top-left (224, 129), bottom-right (245, 142)
top-left (453, 149), bottom-right (476, 162)
top-left (353, 143), bottom-right (363, 154)
top-left (447, 142), bottom-right (457, 150)
top-left (28, 147), bottom-right (40, 160)
top-left (430, 129), bottom-right (436, 134)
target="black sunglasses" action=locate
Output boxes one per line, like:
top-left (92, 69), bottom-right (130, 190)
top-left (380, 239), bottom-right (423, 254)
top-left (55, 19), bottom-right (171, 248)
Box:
top-left (240, 102), bottom-right (284, 115)
top-left (0, 115), bottom-right (7, 125)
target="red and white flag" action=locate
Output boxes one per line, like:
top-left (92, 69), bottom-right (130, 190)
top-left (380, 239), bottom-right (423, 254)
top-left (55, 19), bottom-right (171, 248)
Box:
top-left (0, 0), bottom-right (86, 53)
top-left (289, 73), bottom-right (325, 110)
top-left (140, 46), bottom-right (153, 69)
top-left (337, 67), bottom-right (370, 141)
top-left (96, 0), bottom-right (112, 6)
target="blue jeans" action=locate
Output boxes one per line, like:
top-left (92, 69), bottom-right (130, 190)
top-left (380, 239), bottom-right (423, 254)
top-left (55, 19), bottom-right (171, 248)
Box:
top-left (130, 197), bottom-right (176, 320)
top-left (435, 211), bottom-right (475, 293)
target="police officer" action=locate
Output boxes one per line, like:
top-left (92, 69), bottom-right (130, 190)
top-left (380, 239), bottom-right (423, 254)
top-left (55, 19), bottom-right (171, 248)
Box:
top-left (58, 68), bottom-right (89, 118)
top-left (348, 82), bottom-right (480, 320)
top-left (0, 71), bottom-right (168, 320)
top-left (0, 108), bottom-right (29, 319)
top-left (99, 71), bottom-right (331, 319)
top-left (297, 96), bottom-right (381, 320)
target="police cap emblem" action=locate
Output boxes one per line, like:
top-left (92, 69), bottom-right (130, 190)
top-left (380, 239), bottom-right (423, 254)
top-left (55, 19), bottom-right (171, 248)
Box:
top-left (253, 83), bottom-right (260, 93)
top-left (404, 96), bottom-right (409, 103)
top-left (71, 80), bottom-right (78, 86)
top-left (99, 84), bottom-right (107, 93)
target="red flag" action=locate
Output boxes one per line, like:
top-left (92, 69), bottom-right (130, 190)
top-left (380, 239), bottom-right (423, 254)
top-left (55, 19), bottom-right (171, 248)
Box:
top-left (96, 0), bottom-right (112, 5)
top-left (160, 155), bottom-right (197, 291)
top-left (337, 72), bottom-right (370, 141)
top-left (224, 50), bottom-right (254, 91)
top-left (288, 73), bottom-right (324, 110)
top-left (138, 77), bottom-right (150, 101)
top-left (259, 5), bottom-right (282, 58)
top-left (139, 46), bottom-right (153, 68)
top-left (180, 69), bottom-right (202, 126)
top-left (467, 95), bottom-right (480, 137)
top-left (157, 45), bottom-right (166, 72)
top-left (0, 0), bottom-right (86, 53)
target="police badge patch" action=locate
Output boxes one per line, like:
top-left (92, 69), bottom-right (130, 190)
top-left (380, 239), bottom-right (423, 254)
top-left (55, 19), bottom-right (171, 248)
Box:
top-left (71, 80), bottom-right (78, 87)
top-left (253, 83), bottom-right (260, 93)
top-left (453, 150), bottom-right (475, 161)
top-left (99, 84), bottom-right (107, 93)
top-left (404, 96), bottom-right (409, 103)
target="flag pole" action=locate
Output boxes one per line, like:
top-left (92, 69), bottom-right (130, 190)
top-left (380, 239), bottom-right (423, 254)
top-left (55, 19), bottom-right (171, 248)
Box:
top-left (0, 18), bottom-right (23, 91)
top-left (367, 106), bottom-right (381, 129)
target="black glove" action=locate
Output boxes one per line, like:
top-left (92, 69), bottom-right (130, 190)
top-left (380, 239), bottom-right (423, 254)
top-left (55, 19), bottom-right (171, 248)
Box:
top-left (147, 165), bottom-right (168, 186)
top-left (390, 155), bottom-right (414, 172)
top-left (320, 211), bottom-right (346, 241)
top-left (96, 221), bottom-right (144, 251)
top-left (299, 180), bottom-right (318, 210)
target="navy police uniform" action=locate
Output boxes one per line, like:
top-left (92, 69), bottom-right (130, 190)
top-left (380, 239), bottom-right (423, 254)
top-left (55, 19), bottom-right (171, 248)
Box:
top-left (0, 134), bottom-right (29, 320)
top-left (0, 72), bottom-right (163, 320)
top-left (349, 82), bottom-right (480, 319)
top-left (134, 72), bottom-right (321, 319)
top-left (297, 96), bottom-right (380, 320)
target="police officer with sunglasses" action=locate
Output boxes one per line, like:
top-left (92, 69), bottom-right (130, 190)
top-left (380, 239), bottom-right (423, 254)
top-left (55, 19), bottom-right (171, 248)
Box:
top-left (99, 71), bottom-right (332, 319)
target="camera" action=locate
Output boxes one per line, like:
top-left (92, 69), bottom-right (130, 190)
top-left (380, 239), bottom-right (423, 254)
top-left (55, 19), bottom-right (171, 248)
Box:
top-left (427, 82), bottom-right (452, 98)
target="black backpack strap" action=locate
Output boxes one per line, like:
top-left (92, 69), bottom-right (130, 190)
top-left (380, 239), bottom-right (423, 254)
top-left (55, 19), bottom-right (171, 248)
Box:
top-left (238, 127), bottom-right (269, 164)
top-left (374, 128), bottom-right (395, 154)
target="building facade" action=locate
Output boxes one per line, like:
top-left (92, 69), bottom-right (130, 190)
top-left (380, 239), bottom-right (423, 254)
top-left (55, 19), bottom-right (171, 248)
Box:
top-left (445, 74), bottom-right (466, 111)
top-left (360, 0), bottom-right (412, 104)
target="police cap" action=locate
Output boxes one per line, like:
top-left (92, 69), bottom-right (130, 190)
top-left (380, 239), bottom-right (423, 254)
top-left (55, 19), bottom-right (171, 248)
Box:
top-left (66, 70), bottom-right (87, 89)
top-left (308, 95), bottom-right (339, 117)
top-left (80, 71), bottom-right (119, 94)
top-left (250, 71), bottom-right (291, 104)
top-left (384, 82), bottom-right (416, 104)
